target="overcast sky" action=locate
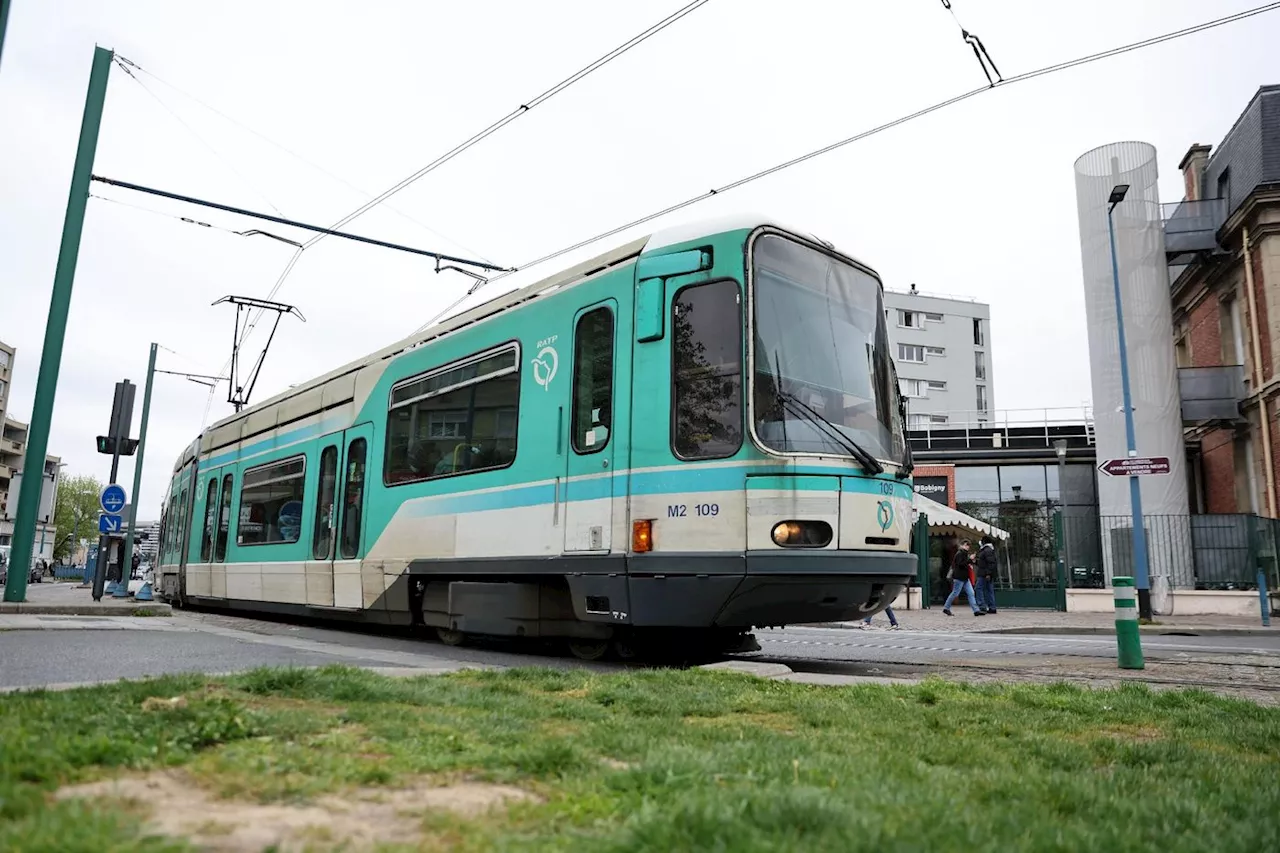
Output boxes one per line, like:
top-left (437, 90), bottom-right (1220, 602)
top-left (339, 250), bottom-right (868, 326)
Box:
top-left (2, 0), bottom-right (1277, 520)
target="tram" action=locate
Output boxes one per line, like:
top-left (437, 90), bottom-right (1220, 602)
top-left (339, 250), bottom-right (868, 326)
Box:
top-left (153, 217), bottom-right (916, 658)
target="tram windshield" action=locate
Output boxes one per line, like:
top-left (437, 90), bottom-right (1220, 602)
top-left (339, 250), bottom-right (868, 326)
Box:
top-left (751, 233), bottom-right (904, 465)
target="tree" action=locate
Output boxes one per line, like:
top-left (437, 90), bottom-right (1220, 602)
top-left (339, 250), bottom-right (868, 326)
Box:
top-left (53, 474), bottom-right (103, 563)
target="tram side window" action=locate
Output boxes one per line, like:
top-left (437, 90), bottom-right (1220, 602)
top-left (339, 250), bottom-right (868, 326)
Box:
top-left (385, 345), bottom-right (520, 484)
top-left (572, 308), bottom-right (614, 454)
top-left (215, 474), bottom-right (234, 561)
top-left (200, 477), bottom-right (219, 562)
top-left (238, 457), bottom-right (306, 546)
top-left (340, 439), bottom-right (367, 560)
top-left (312, 446), bottom-right (338, 561)
top-left (672, 280), bottom-right (743, 459)
top-left (177, 488), bottom-right (188, 560)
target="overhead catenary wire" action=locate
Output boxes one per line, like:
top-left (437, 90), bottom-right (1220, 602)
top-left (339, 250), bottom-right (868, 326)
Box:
top-left (111, 56), bottom-right (288, 218)
top-left (197, 0), bottom-right (714, 426)
top-left (113, 54), bottom-right (495, 264)
top-left (414, 0), bottom-right (1280, 334)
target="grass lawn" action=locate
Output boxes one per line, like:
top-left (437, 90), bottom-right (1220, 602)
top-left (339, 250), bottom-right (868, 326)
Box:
top-left (1, 666), bottom-right (1278, 852)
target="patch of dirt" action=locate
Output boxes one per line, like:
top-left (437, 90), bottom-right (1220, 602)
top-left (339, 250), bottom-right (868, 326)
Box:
top-left (600, 757), bottom-right (632, 770)
top-left (55, 770), bottom-right (539, 852)
top-left (683, 710), bottom-right (798, 733)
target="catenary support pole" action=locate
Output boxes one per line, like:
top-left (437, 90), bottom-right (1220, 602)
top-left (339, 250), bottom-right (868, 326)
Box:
top-left (115, 344), bottom-right (156, 598)
top-left (1113, 575), bottom-right (1145, 669)
top-left (3, 46), bottom-right (113, 603)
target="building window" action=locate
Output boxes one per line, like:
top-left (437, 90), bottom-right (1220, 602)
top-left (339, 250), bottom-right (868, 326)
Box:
top-left (1220, 297), bottom-right (1245, 368)
top-left (900, 378), bottom-right (927, 398)
top-left (898, 309), bottom-right (924, 329)
top-left (1217, 168), bottom-right (1231, 210)
top-left (927, 380), bottom-right (947, 391)
top-left (385, 344), bottom-right (520, 484)
top-left (924, 312), bottom-right (944, 322)
top-left (1175, 336), bottom-right (1190, 368)
top-left (572, 307), bottom-right (615, 454)
top-left (975, 350), bottom-right (986, 380)
top-left (925, 346), bottom-right (945, 357)
top-left (237, 456), bottom-right (305, 546)
top-left (0, 379), bottom-right (6, 399)
top-left (976, 385), bottom-right (988, 412)
top-left (930, 414), bottom-right (949, 424)
top-left (973, 318), bottom-right (985, 347)
top-left (898, 344), bottom-right (925, 363)
top-left (0, 350), bottom-right (9, 369)
top-left (312, 445), bottom-right (338, 561)
top-left (672, 279), bottom-right (742, 460)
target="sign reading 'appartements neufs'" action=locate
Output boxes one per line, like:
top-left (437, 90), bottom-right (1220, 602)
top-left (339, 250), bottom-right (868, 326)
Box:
top-left (1098, 457), bottom-right (1171, 477)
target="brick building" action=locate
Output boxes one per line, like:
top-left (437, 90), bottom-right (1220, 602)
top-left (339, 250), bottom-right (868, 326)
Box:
top-left (1166, 84), bottom-right (1280, 517)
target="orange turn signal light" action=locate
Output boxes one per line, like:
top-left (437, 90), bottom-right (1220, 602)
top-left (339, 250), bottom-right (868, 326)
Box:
top-left (632, 520), bottom-right (653, 553)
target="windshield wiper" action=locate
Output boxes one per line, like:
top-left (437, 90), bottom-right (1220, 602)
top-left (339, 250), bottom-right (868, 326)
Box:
top-left (778, 390), bottom-right (885, 475)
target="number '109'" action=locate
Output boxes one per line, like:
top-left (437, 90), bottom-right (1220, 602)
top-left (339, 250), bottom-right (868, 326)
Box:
top-left (666, 503), bottom-right (719, 518)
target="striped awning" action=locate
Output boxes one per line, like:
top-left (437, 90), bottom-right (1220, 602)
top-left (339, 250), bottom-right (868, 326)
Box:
top-left (913, 492), bottom-right (1010, 541)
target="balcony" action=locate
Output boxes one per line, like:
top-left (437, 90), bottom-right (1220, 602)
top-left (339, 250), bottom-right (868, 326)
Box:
top-left (1179, 365), bottom-right (1246, 423)
top-left (0, 438), bottom-right (21, 456)
top-left (1162, 198), bottom-right (1227, 263)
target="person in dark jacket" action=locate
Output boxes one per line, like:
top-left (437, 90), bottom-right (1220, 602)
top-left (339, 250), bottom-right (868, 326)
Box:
top-left (975, 537), bottom-right (998, 614)
top-left (943, 540), bottom-right (982, 616)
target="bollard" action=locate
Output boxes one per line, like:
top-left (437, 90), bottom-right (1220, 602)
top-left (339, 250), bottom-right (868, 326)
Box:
top-left (1113, 576), bottom-right (1145, 669)
top-left (1259, 570), bottom-right (1272, 629)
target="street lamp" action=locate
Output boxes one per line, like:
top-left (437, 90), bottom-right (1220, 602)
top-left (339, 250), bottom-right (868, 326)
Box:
top-left (1054, 439), bottom-right (1071, 573)
top-left (1106, 182), bottom-right (1152, 620)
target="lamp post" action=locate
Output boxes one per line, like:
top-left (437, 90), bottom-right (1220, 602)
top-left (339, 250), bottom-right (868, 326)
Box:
top-left (1054, 439), bottom-right (1071, 574)
top-left (1106, 183), bottom-right (1153, 620)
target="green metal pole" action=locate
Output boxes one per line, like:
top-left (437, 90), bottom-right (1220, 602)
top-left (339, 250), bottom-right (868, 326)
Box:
top-left (2, 46), bottom-right (113, 603)
top-left (1113, 575), bottom-right (1145, 669)
top-left (0, 1), bottom-right (12, 70)
top-left (115, 343), bottom-right (156, 598)
top-left (915, 514), bottom-right (930, 608)
top-left (1054, 511), bottom-right (1067, 612)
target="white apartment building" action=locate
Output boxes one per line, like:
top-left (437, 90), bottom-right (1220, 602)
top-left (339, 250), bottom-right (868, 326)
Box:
top-left (0, 341), bottom-right (62, 564)
top-left (884, 285), bottom-right (995, 426)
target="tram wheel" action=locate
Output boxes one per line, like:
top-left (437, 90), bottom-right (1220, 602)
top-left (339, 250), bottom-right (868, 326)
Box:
top-left (568, 640), bottom-right (610, 661)
top-left (611, 636), bottom-right (640, 661)
top-left (436, 627), bottom-right (466, 646)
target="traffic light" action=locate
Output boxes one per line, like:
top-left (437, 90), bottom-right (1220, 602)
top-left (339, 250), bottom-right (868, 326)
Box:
top-left (95, 436), bottom-right (139, 456)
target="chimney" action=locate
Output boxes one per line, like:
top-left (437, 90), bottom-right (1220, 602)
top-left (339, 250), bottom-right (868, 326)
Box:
top-left (1178, 144), bottom-right (1212, 201)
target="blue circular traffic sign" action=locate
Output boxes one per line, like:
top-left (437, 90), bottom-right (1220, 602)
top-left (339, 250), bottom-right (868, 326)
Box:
top-left (101, 484), bottom-right (127, 514)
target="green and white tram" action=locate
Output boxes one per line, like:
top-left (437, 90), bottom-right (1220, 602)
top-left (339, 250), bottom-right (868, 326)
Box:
top-left (154, 217), bottom-right (915, 658)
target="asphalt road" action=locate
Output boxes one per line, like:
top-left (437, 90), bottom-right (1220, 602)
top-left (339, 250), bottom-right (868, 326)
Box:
top-left (2, 611), bottom-right (1278, 690)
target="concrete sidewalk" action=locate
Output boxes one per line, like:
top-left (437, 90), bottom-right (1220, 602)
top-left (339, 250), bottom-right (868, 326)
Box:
top-left (822, 607), bottom-right (1274, 636)
top-left (0, 581), bottom-right (170, 616)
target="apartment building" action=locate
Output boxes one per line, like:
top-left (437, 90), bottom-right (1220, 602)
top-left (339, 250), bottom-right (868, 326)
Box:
top-left (884, 286), bottom-right (995, 427)
top-left (0, 341), bottom-right (62, 563)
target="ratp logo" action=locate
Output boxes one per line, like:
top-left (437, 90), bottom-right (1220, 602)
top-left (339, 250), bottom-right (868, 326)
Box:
top-left (876, 500), bottom-right (895, 532)
top-left (532, 346), bottom-right (558, 390)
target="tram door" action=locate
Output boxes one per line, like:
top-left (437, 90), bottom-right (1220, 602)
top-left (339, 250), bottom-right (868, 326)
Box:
top-left (562, 301), bottom-right (617, 553)
top-left (310, 424), bottom-right (372, 608)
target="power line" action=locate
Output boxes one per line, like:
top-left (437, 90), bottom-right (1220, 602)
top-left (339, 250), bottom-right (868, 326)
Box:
top-left (416, 0), bottom-right (1280, 334)
top-left (112, 56), bottom-right (288, 218)
top-left (114, 54), bottom-right (495, 264)
top-left (203, 0), bottom-right (714, 426)
top-left (938, 0), bottom-right (1003, 86)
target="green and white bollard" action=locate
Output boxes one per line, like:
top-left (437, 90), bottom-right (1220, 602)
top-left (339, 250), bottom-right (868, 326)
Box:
top-left (1113, 576), bottom-right (1145, 670)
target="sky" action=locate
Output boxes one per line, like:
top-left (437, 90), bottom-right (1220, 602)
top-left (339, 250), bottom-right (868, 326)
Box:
top-left (1, 0), bottom-right (1278, 521)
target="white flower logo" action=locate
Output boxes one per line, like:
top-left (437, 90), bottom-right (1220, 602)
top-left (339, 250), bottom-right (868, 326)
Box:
top-left (532, 346), bottom-right (558, 390)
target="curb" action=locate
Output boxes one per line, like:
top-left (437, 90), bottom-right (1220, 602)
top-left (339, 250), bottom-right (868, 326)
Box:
top-left (808, 622), bottom-right (1274, 637)
top-left (0, 603), bottom-right (172, 616)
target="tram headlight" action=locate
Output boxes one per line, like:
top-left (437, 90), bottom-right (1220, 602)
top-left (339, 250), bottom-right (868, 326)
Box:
top-left (771, 520), bottom-right (832, 548)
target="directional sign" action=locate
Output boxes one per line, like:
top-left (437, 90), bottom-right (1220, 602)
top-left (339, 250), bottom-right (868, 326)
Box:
top-left (99, 513), bottom-right (123, 534)
top-left (1099, 456), bottom-right (1171, 477)
top-left (100, 484), bottom-right (127, 514)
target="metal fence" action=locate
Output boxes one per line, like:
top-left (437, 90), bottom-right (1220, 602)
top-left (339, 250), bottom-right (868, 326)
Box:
top-left (1063, 513), bottom-right (1280, 592)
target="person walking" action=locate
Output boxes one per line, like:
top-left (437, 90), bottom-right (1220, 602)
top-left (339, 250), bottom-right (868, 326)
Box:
top-left (863, 605), bottom-right (900, 629)
top-left (975, 537), bottom-right (998, 614)
top-left (942, 540), bottom-right (983, 617)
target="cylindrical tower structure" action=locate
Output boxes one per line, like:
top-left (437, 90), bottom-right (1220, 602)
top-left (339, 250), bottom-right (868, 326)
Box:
top-left (1073, 142), bottom-right (1193, 593)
